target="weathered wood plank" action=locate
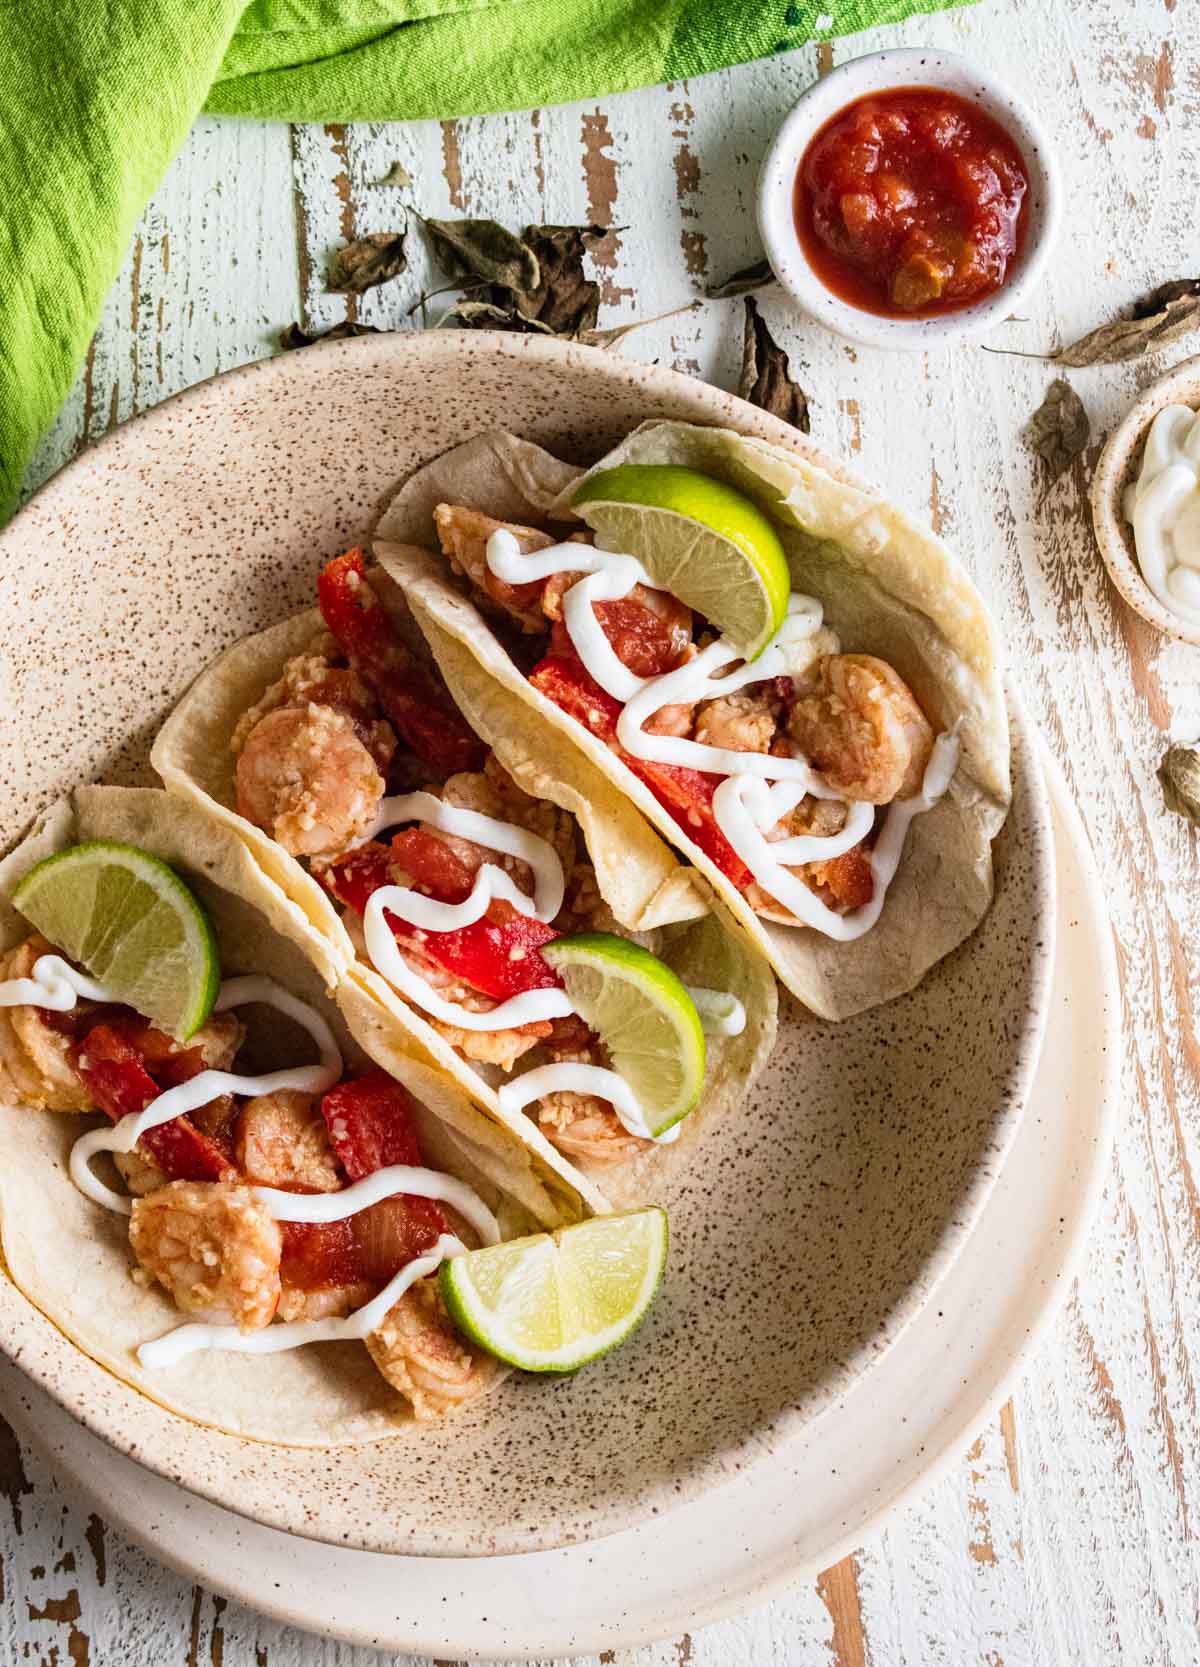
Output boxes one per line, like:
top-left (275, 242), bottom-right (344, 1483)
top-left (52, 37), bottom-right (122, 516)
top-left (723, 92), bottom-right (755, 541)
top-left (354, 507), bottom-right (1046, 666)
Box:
top-left (9, 0), bottom-right (1200, 1661)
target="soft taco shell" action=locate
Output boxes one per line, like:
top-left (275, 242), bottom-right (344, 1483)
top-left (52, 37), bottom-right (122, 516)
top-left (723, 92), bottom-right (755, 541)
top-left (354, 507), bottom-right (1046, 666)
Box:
top-left (0, 787), bottom-right (587, 1445)
top-left (376, 420), bottom-right (1010, 1020)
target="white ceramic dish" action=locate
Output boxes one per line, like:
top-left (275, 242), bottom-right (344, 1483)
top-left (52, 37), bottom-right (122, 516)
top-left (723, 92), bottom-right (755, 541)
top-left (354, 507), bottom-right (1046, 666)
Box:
top-left (1090, 354), bottom-right (1200, 647)
top-left (757, 48), bottom-right (1062, 351)
top-left (0, 751), bottom-right (1118, 1659)
top-left (0, 332), bottom-right (1053, 1556)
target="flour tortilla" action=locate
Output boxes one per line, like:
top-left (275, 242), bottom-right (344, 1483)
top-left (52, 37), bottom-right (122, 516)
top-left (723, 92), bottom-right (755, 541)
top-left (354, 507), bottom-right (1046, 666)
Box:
top-left (0, 787), bottom-right (588, 1445)
top-left (376, 420), bottom-right (1010, 1019)
top-left (152, 583), bottom-right (777, 1204)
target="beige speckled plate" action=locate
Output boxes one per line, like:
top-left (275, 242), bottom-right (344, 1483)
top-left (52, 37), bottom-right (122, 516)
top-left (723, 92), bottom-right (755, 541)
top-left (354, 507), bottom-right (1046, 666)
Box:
top-left (0, 334), bottom-right (1054, 1556)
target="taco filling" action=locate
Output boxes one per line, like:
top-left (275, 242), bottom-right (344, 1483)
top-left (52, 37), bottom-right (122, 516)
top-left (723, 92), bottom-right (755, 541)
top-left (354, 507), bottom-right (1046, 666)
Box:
top-left (426, 500), bottom-right (957, 940)
top-left (0, 926), bottom-right (506, 1420)
top-left (227, 548), bottom-right (747, 1168)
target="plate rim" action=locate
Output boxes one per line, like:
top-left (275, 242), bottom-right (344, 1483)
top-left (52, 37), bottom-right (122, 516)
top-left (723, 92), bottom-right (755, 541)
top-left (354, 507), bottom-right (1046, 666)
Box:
top-left (0, 331), bottom-right (1054, 1555)
top-left (0, 746), bottom-right (1119, 1658)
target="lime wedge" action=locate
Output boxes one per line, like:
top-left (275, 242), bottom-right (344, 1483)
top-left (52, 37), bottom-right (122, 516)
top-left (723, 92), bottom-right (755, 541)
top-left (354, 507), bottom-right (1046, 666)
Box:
top-left (12, 841), bottom-right (220, 1040)
top-left (440, 1207), bottom-right (668, 1372)
top-left (540, 931), bottom-right (705, 1138)
top-left (572, 463), bottom-right (791, 659)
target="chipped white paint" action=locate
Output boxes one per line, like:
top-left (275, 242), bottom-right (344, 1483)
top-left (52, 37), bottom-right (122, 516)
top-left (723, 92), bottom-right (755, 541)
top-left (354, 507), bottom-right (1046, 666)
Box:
top-left (6, 0), bottom-right (1200, 1661)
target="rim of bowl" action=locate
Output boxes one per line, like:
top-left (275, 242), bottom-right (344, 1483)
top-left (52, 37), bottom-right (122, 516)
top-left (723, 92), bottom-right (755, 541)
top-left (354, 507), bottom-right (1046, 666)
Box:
top-left (756, 47), bottom-right (1063, 352)
top-left (1090, 354), bottom-right (1200, 648)
top-left (0, 331), bottom-right (1056, 1557)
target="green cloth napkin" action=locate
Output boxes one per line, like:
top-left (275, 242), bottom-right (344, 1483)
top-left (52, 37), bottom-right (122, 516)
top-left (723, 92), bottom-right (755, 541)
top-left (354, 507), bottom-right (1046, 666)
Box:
top-left (1, 0), bottom-right (973, 520)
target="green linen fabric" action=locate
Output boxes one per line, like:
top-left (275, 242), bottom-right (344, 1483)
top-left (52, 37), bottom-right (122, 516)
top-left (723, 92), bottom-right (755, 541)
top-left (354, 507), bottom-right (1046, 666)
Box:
top-left (0, 0), bottom-right (973, 519)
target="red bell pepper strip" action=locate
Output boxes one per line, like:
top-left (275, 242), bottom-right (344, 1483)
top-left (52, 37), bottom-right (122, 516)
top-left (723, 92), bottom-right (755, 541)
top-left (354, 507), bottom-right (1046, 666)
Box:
top-left (321, 1069), bottom-right (423, 1180)
top-left (528, 654), bottom-right (754, 889)
top-left (388, 826), bottom-right (477, 903)
top-left (318, 549), bottom-right (484, 774)
top-left (319, 1071), bottom-right (446, 1284)
top-left (71, 1024), bottom-right (231, 1183)
top-left (322, 840), bottom-right (563, 1002)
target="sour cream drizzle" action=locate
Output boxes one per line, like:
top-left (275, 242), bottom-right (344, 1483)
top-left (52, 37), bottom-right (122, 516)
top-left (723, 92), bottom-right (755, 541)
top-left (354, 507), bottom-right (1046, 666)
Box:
top-left (485, 527), bottom-right (959, 940)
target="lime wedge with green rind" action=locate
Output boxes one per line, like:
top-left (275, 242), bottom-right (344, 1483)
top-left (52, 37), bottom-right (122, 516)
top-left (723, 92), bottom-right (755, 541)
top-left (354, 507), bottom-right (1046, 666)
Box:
top-left (12, 841), bottom-right (220, 1040)
top-left (540, 930), bottom-right (705, 1138)
top-left (440, 1207), bottom-right (668, 1372)
top-left (571, 463), bottom-right (791, 659)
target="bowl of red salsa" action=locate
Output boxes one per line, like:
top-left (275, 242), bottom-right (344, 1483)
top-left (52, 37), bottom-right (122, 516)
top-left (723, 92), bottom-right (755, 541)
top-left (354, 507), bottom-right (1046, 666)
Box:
top-left (758, 48), bottom-right (1060, 349)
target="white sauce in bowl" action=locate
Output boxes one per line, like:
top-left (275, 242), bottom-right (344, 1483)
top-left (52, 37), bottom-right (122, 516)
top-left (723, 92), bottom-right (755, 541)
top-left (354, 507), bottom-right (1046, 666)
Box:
top-left (1124, 403), bottom-right (1200, 627)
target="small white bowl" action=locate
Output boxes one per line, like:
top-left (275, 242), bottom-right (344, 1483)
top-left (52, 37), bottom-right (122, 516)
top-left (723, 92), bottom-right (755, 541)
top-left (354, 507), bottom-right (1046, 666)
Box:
top-left (1091, 355), bottom-right (1200, 648)
top-left (757, 47), bottom-right (1062, 352)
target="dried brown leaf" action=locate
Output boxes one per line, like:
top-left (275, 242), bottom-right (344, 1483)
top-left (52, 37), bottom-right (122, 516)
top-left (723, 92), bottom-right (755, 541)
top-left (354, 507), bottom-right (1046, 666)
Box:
top-left (581, 302), bottom-right (700, 350)
top-left (437, 301), bottom-right (554, 334)
top-left (1058, 293), bottom-right (1200, 367)
top-left (327, 231), bottom-right (407, 294)
top-left (737, 297), bottom-right (810, 433)
top-left (1024, 378), bottom-right (1089, 480)
top-left (373, 161), bottom-right (413, 189)
top-left (423, 218), bottom-right (539, 294)
top-left (1160, 744), bottom-right (1200, 825)
top-left (706, 257), bottom-right (775, 299)
top-left (508, 224), bottom-right (605, 335)
top-left (279, 320), bottom-right (383, 351)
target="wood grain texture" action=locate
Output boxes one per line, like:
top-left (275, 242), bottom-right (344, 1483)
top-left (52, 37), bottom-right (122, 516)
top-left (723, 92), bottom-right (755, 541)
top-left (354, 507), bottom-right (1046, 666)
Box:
top-left (7, 0), bottom-right (1200, 1660)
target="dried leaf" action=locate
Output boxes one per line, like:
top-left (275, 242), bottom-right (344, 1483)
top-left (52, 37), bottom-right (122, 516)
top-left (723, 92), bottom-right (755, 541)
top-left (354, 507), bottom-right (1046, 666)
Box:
top-left (1024, 378), bottom-right (1089, 480)
top-left (1160, 744), bottom-right (1200, 825)
top-left (373, 161), bottom-right (413, 189)
top-left (508, 224), bottom-right (605, 335)
top-left (328, 231), bottom-right (407, 294)
top-left (737, 297), bottom-right (810, 433)
top-left (423, 218), bottom-right (540, 294)
top-left (437, 301), bottom-right (554, 334)
top-left (279, 320), bottom-right (383, 351)
top-left (1131, 277), bottom-right (1200, 318)
top-left (580, 302), bottom-right (700, 350)
top-left (706, 257), bottom-right (775, 299)
top-left (1058, 293), bottom-right (1200, 367)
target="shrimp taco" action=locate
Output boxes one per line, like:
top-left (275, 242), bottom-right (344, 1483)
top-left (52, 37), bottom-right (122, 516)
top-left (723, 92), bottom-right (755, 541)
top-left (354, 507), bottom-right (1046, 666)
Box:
top-left (151, 551), bottom-right (777, 1204)
top-left (0, 786), bottom-right (624, 1443)
top-left (371, 419), bottom-right (1011, 1021)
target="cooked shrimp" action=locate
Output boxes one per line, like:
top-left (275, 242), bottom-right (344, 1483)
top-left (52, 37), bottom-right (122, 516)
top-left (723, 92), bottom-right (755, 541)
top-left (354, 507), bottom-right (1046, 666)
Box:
top-left (433, 505), bottom-right (555, 632)
top-left (277, 1283), bottom-right (376, 1324)
top-left (235, 702), bottom-right (385, 858)
top-left (231, 644), bottom-right (396, 774)
top-left (693, 686), bottom-right (779, 755)
top-left (114, 1149), bottom-right (169, 1198)
top-left (748, 793), bottom-right (876, 917)
top-left (788, 654), bottom-right (934, 803)
top-left (534, 1030), bottom-right (647, 1165)
top-left (236, 1089), bottom-right (341, 1193)
top-left (0, 937), bottom-right (94, 1112)
top-left (366, 1276), bottom-right (502, 1421)
top-left (129, 1180), bottom-right (282, 1330)
top-left (537, 1090), bottom-right (646, 1164)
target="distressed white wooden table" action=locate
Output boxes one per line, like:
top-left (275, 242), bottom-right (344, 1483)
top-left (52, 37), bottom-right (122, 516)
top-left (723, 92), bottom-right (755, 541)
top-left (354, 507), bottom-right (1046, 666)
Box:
top-left (5, 0), bottom-right (1199, 1660)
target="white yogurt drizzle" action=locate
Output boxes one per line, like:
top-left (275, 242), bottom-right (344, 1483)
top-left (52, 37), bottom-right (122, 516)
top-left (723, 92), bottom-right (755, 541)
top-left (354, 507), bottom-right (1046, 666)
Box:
top-left (1124, 403), bottom-right (1200, 627)
top-left (348, 782), bottom-right (744, 1146)
top-left (0, 960), bottom-right (501, 1368)
top-left (486, 527), bottom-right (959, 941)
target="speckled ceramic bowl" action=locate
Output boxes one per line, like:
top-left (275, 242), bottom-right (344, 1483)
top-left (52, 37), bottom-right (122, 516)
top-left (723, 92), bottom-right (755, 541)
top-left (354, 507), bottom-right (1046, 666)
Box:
top-left (0, 333), bottom-right (1054, 1556)
top-left (757, 48), bottom-right (1062, 351)
top-left (1091, 355), bottom-right (1200, 648)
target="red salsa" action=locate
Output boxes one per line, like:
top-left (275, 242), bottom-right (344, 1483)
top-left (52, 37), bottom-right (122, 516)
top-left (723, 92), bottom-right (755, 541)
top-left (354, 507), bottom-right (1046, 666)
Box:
top-left (795, 86), bottom-right (1030, 318)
